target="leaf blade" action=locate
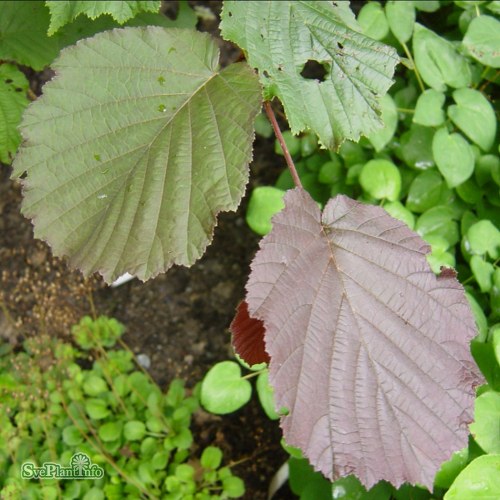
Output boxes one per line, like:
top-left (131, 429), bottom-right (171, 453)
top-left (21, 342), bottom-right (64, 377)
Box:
top-left (246, 188), bottom-right (481, 489)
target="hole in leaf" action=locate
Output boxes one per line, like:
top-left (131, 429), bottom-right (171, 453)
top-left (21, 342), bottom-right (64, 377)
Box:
top-left (337, 41), bottom-right (344, 50)
top-left (15, 87), bottom-right (22, 92)
top-left (300, 60), bottom-right (329, 82)
top-left (263, 70), bottom-right (270, 78)
top-left (5, 79), bottom-right (13, 84)
top-left (228, 11), bottom-right (232, 17)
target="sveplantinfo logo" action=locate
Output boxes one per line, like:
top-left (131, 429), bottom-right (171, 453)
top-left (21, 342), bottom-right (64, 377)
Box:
top-left (21, 453), bottom-right (104, 480)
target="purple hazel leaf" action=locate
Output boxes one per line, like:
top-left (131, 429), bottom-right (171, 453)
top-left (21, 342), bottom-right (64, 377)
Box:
top-left (246, 188), bottom-right (482, 489)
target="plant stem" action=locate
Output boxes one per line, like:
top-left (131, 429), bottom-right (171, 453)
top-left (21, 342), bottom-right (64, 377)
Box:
top-left (401, 42), bottom-right (425, 93)
top-left (264, 101), bottom-right (303, 189)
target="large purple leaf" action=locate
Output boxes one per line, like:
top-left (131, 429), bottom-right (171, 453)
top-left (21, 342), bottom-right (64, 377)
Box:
top-left (246, 188), bottom-right (481, 489)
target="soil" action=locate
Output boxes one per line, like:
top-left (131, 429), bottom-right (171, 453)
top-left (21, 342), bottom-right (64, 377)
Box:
top-left (0, 2), bottom-right (297, 495)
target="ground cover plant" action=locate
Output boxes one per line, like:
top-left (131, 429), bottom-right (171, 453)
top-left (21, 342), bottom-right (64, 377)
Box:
top-left (0, 315), bottom-right (244, 499)
top-left (1, 0), bottom-right (500, 498)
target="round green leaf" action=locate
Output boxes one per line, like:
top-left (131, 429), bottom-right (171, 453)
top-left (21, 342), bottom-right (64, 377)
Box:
top-left (318, 159), bottom-right (343, 185)
top-left (62, 425), bottom-right (84, 446)
top-left (406, 170), bottom-right (451, 213)
top-left (83, 375), bottom-right (108, 396)
top-left (359, 159), bottom-right (401, 201)
top-left (444, 455), bottom-right (500, 499)
top-left (413, 89), bottom-right (446, 127)
top-left (200, 361), bottom-right (252, 414)
top-left (448, 88), bottom-right (497, 152)
top-left (85, 399), bottom-right (110, 420)
top-left (413, 23), bottom-right (471, 91)
top-left (222, 476), bottom-right (245, 498)
top-left (434, 448), bottom-right (468, 490)
top-left (456, 178), bottom-right (483, 205)
top-left (98, 421), bottom-right (123, 442)
top-left (470, 391), bottom-right (500, 454)
top-left (467, 220), bottom-right (500, 259)
top-left (400, 124), bottom-right (435, 170)
top-left (385, 0), bottom-right (415, 43)
top-left (256, 370), bottom-right (280, 420)
top-left (358, 2), bottom-right (389, 41)
top-left (416, 206), bottom-right (460, 247)
top-left (123, 420), bottom-right (146, 441)
top-left (470, 256), bottom-right (494, 293)
top-left (275, 130), bottom-right (301, 157)
top-left (432, 128), bottom-right (475, 188)
top-left (366, 94), bottom-right (398, 152)
top-left (12, 27), bottom-right (261, 283)
top-left (414, 1), bottom-right (441, 12)
top-left (201, 446), bottom-right (223, 470)
top-left (463, 15), bottom-right (500, 68)
top-left (246, 187), bottom-right (286, 236)
top-left (384, 201), bottom-right (415, 229)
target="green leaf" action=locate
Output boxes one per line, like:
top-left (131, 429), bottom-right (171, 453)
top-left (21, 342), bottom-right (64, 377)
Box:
top-left (358, 2), bottom-right (390, 41)
top-left (200, 361), bottom-right (252, 414)
top-left (62, 425), bottom-right (84, 446)
top-left (85, 399), bottom-right (110, 420)
top-left (366, 94), bottom-right (398, 152)
top-left (0, 64), bottom-right (29, 163)
top-left (416, 206), bottom-right (459, 247)
top-left (400, 124), bottom-right (435, 170)
top-left (494, 327), bottom-right (500, 367)
top-left (413, 23), bottom-right (471, 91)
top-left (318, 159), bottom-right (343, 185)
top-left (414, 1), bottom-right (441, 12)
top-left (46, 1), bottom-right (161, 35)
top-left (200, 446), bottom-right (223, 470)
top-left (83, 375), bottom-right (108, 396)
top-left (470, 391), bottom-right (500, 454)
top-left (444, 455), bottom-right (500, 499)
top-left (12, 28), bottom-right (261, 283)
top-left (448, 88), bottom-right (496, 152)
top-left (467, 220), bottom-right (500, 259)
top-left (432, 128), bottom-right (474, 188)
top-left (98, 421), bottom-right (123, 442)
top-left (275, 130), bottom-right (301, 157)
top-left (246, 187), bottom-right (286, 236)
top-left (434, 448), bottom-right (468, 489)
top-left (256, 370), bottom-right (280, 420)
top-left (384, 201), bottom-right (415, 229)
top-left (406, 170), bottom-right (451, 213)
top-left (220, 0), bottom-right (399, 149)
top-left (123, 420), bottom-right (146, 441)
top-left (471, 339), bottom-right (500, 390)
top-left (359, 159), bottom-right (401, 201)
top-left (463, 15), bottom-right (500, 68)
top-left (413, 89), bottom-right (446, 127)
top-left (222, 476), bottom-right (245, 498)
top-left (470, 256), bottom-right (494, 293)
top-left (385, 0), bottom-right (416, 44)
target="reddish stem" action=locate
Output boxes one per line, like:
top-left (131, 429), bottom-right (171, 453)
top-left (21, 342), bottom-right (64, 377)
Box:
top-left (264, 101), bottom-right (303, 189)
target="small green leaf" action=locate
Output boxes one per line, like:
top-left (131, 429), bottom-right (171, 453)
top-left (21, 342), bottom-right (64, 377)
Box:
top-left (427, 249), bottom-right (455, 274)
top-left (274, 130), bottom-right (301, 157)
top-left (46, 1), bottom-right (161, 35)
top-left (384, 201), bottom-right (415, 229)
top-left (123, 421), bottom-right (146, 441)
top-left (62, 425), bottom-right (84, 446)
top-left (85, 399), bottom-right (110, 420)
top-left (463, 15), bottom-right (500, 67)
top-left (366, 94), bottom-right (398, 152)
top-left (470, 391), bottom-right (500, 454)
top-left (413, 23), bottom-right (471, 91)
top-left (444, 455), bottom-right (500, 499)
top-left (256, 370), bottom-right (280, 420)
top-left (246, 187), bottom-right (286, 236)
top-left (406, 170), bottom-right (451, 213)
top-left (83, 375), bottom-right (108, 396)
top-left (413, 89), bottom-right (446, 127)
top-left (201, 446), bottom-right (223, 470)
top-left (467, 220), bottom-right (500, 259)
top-left (470, 256), bottom-right (494, 293)
top-left (200, 361), bottom-right (252, 414)
top-left (456, 179), bottom-right (483, 205)
top-left (98, 421), bottom-right (122, 442)
top-left (400, 124), bottom-right (435, 170)
top-left (358, 2), bottom-right (389, 40)
top-left (222, 476), bottom-right (245, 498)
top-left (432, 128), bottom-right (474, 188)
top-left (385, 0), bottom-right (416, 43)
top-left (318, 159), bottom-right (343, 185)
top-left (0, 64), bottom-right (29, 163)
top-left (359, 159), bottom-right (401, 201)
top-left (448, 88), bottom-right (497, 151)
top-left (434, 448), bottom-right (469, 489)
top-left (416, 206), bottom-right (459, 247)
top-left (413, 1), bottom-right (441, 12)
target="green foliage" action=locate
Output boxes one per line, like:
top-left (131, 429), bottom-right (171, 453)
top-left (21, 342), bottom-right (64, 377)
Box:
top-left (0, 316), bottom-right (244, 498)
top-left (45, 1), bottom-right (161, 35)
top-left (245, 186), bottom-right (286, 236)
top-left (0, 64), bottom-right (29, 164)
